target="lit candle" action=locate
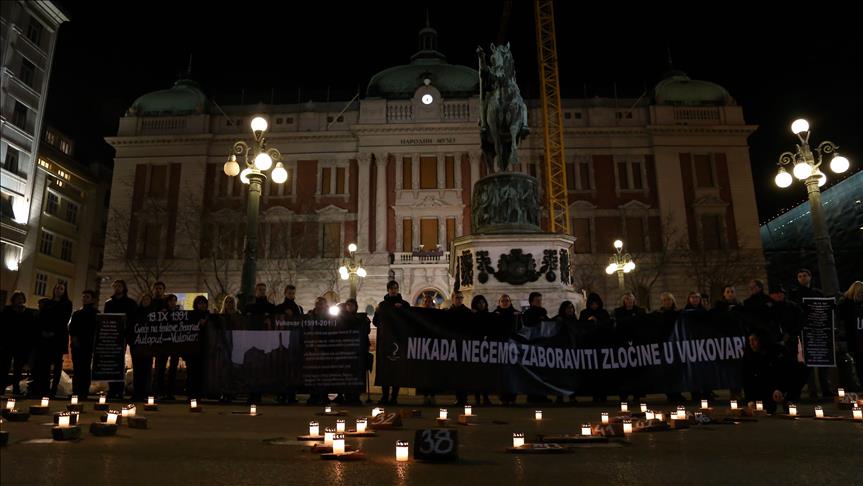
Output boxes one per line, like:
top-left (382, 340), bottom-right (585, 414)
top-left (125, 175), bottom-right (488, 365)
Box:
top-left (372, 407), bottom-right (382, 418)
top-left (623, 419), bottom-right (633, 434)
top-left (356, 418), bottom-right (367, 433)
top-left (190, 399), bottom-right (198, 409)
top-left (5, 398), bottom-right (14, 410)
top-left (756, 401), bottom-right (764, 411)
top-left (324, 405), bottom-right (332, 414)
top-left (601, 412), bottom-right (609, 424)
top-left (309, 421), bottom-right (319, 436)
top-left (581, 424), bottom-right (591, 436)
top-left (333, 433), bottom-right (345, 454)
top-left (70, 396), bottom-right (78, 405)
top-left (336, 419), bottom-right (345, 432)
top-left (535, 410), bottom-right (543, 420)
top-left (128, 405), bottom-right (136, 417)
top-left (58, 413), bottom-right (70, 427)
top-left (815, 406), bottom-right (824, 418)
top-left (250, 404), bottom-right (257, 415)
top-left (645, 410), bottom-right (654, 420)
top-left (41, 397), bottom-right (50, 407)
top-left (852, 406), bottom-right (862, 421)
top-left (324, 427), bottom-right (335, 446)
top-left (512, 433), bottom-right (525, 448)
top-left (655, 412), bottom-right (664, 422)
top-left (106, 411), bottom-right (119, 425)
top-left (677, 406), bottom-right (686, 420)
top-left (838, 388), bottom-right (845, 398)
top-left (99, 395), bottom-right (106, 405)
top-left (148, 396), bottom-right (155, 406)
top-left (396, 440), bottom-right (409, 462)
top-left (620, 402), bottom-right (628, 412)
top-left (439, 409), bottom-right (448, 420)
top-left (464, 405), bottom-right (472, 416)
top-left (640, 403), bottom-right (647, 413)
top-left (730, 400), bottom-right (738, 410)
top-left (121, 407), bottom-right (130, 418)
top-left (788, 404), bottom-right (797, 416)
top-left (701, 399), bottom-right (709, 410)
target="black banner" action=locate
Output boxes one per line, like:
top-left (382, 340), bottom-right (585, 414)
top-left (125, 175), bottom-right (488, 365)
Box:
top-left (802, 297), bottom-right (836, 367)
top-left (131, 310), bottom-right (202, 355)
top-left (92, 313), bottom-right (126, 381)
top-left (375, 307), bottom-right (749, 395)
top-left (203, 314), bottom-right (366, 395)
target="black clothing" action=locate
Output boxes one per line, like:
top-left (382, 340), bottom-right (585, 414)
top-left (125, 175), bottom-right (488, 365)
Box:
top-left (275, 298), bottom-right (303, 318)
top-left (69, 303), bottom-right (99, 397)
top-left (372, 293), bottom-right (410, 404)
top-left (712, 299), bottom-right (740, 313)
top-left (1, 305), bottom-right (37, 395)
top-left (244, 297), bottom-right (276, 317)
top-left (613, 305), bottom-right (646, 331)
top-left (770, 299), bottom-right (805, 351)
top-left (743, 292), bottom-right (774, 326)
top-left (743, 341), bottom-right (801, 413)
top-left (103, 294), bottom-right (137, 399)
top-left (33, 298), bottom-right (73, 397)
top-left (839, 297), bottom-right (863, 387)
top-left (788, 285), bottom-right (823, 304)
top-left (522, 305), bottom-right (548, 327)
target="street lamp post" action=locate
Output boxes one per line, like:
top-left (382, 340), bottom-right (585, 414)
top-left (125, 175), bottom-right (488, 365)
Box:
top-left (605, 239), bottom-right (635, 292)
top-left (338, 243), bottom-right (367, 299)
top-left (223, 116), bottom-right (288, 308)
top-left (774, 118), bottom-right (850, 297)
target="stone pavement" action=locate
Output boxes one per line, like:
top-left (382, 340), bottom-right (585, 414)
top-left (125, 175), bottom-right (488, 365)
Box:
top-left (1, 395), bottom-right (861, 485)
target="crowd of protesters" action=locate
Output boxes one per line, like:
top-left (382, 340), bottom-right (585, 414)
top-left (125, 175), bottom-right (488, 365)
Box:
top-left (2, 268), bottom-right (861, 414)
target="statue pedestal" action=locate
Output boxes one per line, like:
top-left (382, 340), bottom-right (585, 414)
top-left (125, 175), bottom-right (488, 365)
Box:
top-left (471, 173), bottom-right (541, 234)
top-left (452, 233), bottom-right (584, 310)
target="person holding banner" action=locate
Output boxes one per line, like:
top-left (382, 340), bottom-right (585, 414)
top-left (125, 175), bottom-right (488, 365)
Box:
top-left (154, 294), bottom-right (180, 400)
top-left (275, 284), bottom-right (303, 319)
top-left (341, 298), bottom-right (369, 405)
top-left (614, 292), bottom-right (646, 403)
top-left (743, 329), bottom-right (801, 413)
top-left (789, 268), bottom-right (823, 303)
top-left (839, 281), bottom-right (863, 389)
top-left (1, 291), bottom-right (36, 397)
top-left (713, 286), bottom-right (741, 313)
top-left (69, 290), bottom-right (99, 399)
top-left (184, 296), bottom-right (209, 398)
top-left (494, 294), bottom-right (521, 405)
top-left (373, 280), bottom-right (410, 405)
top-left (684, 292), bottom-right (707, 311)
top-left (245, 283), bottom-right (276, 316)
top-left (104, 280), bottom-right (137, 399)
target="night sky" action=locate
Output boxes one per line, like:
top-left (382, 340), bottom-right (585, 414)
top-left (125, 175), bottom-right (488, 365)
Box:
top-left (45, 2), bottom-right (860, 222)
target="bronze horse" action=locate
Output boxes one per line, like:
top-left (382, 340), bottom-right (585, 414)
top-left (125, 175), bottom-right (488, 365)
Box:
top-left (478, 43), bottom-right (530, 173)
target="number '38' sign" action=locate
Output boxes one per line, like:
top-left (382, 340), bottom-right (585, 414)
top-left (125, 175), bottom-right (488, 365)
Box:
top-left (413, 428), bottom-right (458, 461)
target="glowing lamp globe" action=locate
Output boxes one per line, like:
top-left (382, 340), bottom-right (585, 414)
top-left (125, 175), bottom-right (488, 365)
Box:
top-left (224, 155), bottom-right (240, 176)
top-left (775, 169), bottom-right (793, 188)
top-left (250, 116), bottom-right (268, 133)
top-left (830, 155), bottom-right (849, 174)
top-left (605, 264), bottom-right (617, 275)
top-left (356, 267), bottom-right (367, 278)
top-left (791, 119), bottom-right (809, 135)
top-left (254, 152), bottom-right (273, 171)
top-left (239, 168), bottom-right (253, 185)
top-left (328, 305), bottom-right (340, 316)
top-left (271, 162), bottom-right (288, 183)
top-left (792, 161), bottom-right (813, 180)
top-left (348, 243), bottom-right (358, 253)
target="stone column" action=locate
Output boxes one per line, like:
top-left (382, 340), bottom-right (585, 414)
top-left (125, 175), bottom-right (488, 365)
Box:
top-left (437, 153), bottom-right (445, 189)
top-left (412, 152), bottom-right (420, 191)
top-left (357, 153), bottom-right (371, 252)
top-left (374, 153), bottom-right (387, 253)
top-left (469, 151), bottom-right (481, 190)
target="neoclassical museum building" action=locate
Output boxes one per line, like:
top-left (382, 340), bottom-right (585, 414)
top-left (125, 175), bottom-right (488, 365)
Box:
top-left (101, 24), bottom-right (763, 314)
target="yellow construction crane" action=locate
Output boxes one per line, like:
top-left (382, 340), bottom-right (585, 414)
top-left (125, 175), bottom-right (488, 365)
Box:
top-left (533, 0), bottom-right (570, 234)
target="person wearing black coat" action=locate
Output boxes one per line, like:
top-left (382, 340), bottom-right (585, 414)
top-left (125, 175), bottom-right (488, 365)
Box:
top-left (767, 286), bottom-right (805, 352)
top-left (743, 280), bottom-right (774, 336)
top-left (69, 290), bottom-right (99, 398)
top-left (244, 283), bottom-right (277, 316)
top-left (275, 284), bottom-right (303, 319)
top-left (154, 294), bottom-right (180, 400)
top-left (788, 268), bottom-right (824, 303)
top-left (130, 293), bottom-right (155, 401)
top-left (340, 298), bottom-right (370, 405)
top-left (838, 281), bottom-right (863, 388)
top-left (33, 283), bottom-right (73, 397)
top-left (184, 296), bottom-right (209, 398)
top-left (579, 293), bottom-right (613, 403)
top-left (372, 281), bottom-right (411, 405)
top-left (1, 291), bottom-right (37, 396)
top-left (103, 280), bottom-right (138, 399)
top-left (613, 292), bottom-right (646, 403)
top-left (493, 294), bottom-right (521, 405)
top-left (743, 329), bottom-right (802, 413)
top-left (522, 292), bottom-right (548, 328)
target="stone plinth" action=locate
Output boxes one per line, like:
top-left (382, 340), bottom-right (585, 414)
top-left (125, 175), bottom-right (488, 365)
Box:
top-left (452, 233), bottom-right (583, 310)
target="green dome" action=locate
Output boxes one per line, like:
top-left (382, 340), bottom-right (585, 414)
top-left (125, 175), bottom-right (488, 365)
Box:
top-left (366, 23), bottom-right (478, 99)
top-left (127, 79), bottom-right (208, 116)
top-left (654, 71), bottom-right (734, 106)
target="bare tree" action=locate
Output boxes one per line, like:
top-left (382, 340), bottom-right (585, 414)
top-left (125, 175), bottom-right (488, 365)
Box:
top-left (570, 252), bottom-right (605, 296)
top-left (680, 236), bottom-right (764, 302)
top-left (626, 215), bottom-right (682, 310)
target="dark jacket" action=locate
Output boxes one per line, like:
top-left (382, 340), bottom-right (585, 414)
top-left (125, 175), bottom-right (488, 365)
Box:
top-left (37, 298), bottom-right (73, 354)
top-left (275, 298), bottom-right (303, 318)
top-left (613, 305), bottom-right (645, 328)
top-left (743, 339), bottom-right (797, 401)
top-left (789, 285), bottom-right (823, 304)
top-left (68, 303), bottom-right (99, 350)
top-left (839, 297), bottom-right (863, 353)
top-left (770, 299), bottom-right (805, 350)
top-left (579, 293), bottom-right (612, 329)
top-left (104, 294), bottom-right (137, 317)
top-left (245, 297), bottom-right (276, 317)
top-left (372, 293), bottom-right (411, 328)
top-left (743, 292), bottom-right (774, 328)
top-left (1, 304), bottom-right (37, 355)
top-left (522, 305), bottom-right (548, 327)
